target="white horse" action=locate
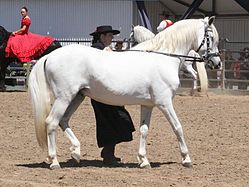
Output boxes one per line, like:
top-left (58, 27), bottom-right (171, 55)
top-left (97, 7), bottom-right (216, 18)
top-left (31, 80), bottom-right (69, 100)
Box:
top-left (130, 25), bottom-right (208, 93)
top-left (28, 17), bottom-right (220, 169)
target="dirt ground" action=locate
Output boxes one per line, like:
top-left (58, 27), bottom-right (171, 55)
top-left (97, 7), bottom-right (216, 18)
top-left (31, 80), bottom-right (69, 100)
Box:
top-left (0, 91), bottom-right (248, 187)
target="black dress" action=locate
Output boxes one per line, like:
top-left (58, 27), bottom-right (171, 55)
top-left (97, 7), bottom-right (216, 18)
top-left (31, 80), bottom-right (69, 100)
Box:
top-left (91, 42), bottom-right (135, 148)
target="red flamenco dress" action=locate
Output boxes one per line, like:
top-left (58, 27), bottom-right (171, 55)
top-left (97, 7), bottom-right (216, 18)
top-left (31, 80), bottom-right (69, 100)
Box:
top-left (5, 17), bottom-right (55, 62)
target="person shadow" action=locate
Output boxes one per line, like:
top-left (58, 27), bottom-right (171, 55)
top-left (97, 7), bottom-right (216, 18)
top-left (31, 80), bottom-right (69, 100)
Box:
top-left (16, 159), bottom-right (178, 169)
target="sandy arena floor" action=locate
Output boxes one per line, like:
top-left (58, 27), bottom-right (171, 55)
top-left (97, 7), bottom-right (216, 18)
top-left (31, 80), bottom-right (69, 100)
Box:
top-left (0, 92), bottom-right (248, 187)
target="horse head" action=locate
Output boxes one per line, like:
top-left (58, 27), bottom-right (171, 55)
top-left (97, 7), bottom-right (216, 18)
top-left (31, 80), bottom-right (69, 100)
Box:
top-left (130, 25), bottom-right (155, 44)
top-left (128, 25), bottom-right (137, 47)
top-left (196, 16), bottom-right (221, 69)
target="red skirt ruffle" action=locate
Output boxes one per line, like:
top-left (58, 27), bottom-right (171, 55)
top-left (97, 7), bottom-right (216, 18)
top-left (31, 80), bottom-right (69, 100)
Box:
top-left (5, 32), bottom-right (55, 62)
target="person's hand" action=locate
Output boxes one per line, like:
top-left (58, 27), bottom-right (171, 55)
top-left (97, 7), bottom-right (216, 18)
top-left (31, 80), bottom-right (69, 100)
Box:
top-left (11, 32), bottom-right (16, 36)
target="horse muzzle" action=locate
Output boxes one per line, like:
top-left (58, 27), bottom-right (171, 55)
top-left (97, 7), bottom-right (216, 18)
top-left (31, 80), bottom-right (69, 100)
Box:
top-left (204, 52), bottom-right (221, 69)
top-left (207, 60), bottom-right (221, 70)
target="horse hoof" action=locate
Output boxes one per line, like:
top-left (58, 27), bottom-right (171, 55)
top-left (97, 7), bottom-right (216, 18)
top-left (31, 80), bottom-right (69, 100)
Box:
top-left (182, 162), bottom-right (193, 168)
top-left (140, 163), bottom-right (151, 169)
top-left (50, 164), bottom-right (61, 170)
top-left (71, 152), bottom-right (80, 163)
top-left (137, 155), bottom-right (151, 168)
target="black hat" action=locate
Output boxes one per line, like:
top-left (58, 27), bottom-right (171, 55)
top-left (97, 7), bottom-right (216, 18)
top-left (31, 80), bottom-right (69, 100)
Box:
top-left (159, 10), bottom-right (170, 17)
top-left (90, 25), bottom-right (120, 36)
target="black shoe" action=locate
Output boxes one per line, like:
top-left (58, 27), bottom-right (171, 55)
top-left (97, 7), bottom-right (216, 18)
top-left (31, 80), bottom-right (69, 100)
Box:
top-left (101, 154), bottom-right (121, 162)
top-left (103, 156), bottom-right (119, 167)
top-left (101, 146), bottom-right (121, 162)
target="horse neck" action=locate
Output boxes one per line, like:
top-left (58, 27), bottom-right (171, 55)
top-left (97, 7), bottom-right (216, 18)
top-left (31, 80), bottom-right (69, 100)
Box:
top-left (160, 22), bottom-right (200, 55)
top-left (136, 20), bottom-right (201, 55)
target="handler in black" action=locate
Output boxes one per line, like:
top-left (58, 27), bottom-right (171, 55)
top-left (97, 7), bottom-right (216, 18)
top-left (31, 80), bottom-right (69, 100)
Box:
top-left (89, 25), bottom-right (135, 166)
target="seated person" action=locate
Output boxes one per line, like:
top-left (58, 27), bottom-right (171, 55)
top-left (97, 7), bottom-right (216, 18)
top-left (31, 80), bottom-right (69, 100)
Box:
top-left (5, 6), bottom-right (55, 62)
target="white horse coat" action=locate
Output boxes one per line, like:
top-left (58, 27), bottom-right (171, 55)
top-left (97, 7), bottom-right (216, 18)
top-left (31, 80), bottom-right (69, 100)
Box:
top-left (29, 17), bottom-right (220, 169)
top-left (46, 47), bottom-right (179, 105)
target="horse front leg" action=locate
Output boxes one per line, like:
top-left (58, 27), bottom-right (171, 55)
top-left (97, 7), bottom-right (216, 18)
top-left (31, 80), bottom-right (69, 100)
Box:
top-left (137, 106), bottom-right (152, 168)
top-left (157, 99), bottom-right (192, 168)
top-left (59, 93), bottom-right (85, 163)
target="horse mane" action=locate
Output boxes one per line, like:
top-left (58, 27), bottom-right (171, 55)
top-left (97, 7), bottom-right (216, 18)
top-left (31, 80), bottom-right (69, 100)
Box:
top-left (133, 25), bottom-right (155, 43)
top-left (132, 18), bottom-right (219, 53)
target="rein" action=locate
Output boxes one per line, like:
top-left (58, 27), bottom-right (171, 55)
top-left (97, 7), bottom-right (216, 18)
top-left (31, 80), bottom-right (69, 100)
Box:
top-left (128, 24), bottom-right (220, 64)
top-left (116, 49), bottom-right (205, 62)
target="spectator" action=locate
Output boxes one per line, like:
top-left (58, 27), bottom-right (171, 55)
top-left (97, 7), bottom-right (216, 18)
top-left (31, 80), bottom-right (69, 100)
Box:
top-left (234, 47), bottom-right (249, 80)
top-left (157, 10), bottom-right (173, 32)
top-left (115, 40), bottom-right (124, 51)
top-left (240, 47), bottom-right (249, 89)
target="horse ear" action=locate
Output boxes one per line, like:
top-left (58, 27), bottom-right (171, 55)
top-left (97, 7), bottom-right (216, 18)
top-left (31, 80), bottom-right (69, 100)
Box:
top-left (208, 16), bottom-right (215, 26)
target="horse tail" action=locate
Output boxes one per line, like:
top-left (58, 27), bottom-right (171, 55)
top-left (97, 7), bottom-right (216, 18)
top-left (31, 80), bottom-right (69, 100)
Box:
top-left (196, 62), bottom-right (208, 94)
top-left (28, 55), bottom-right (51, 149)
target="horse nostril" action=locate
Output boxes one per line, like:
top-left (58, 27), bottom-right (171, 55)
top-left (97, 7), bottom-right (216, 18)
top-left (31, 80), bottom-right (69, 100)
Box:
top-left (213, 62), bottom-right (221, 69)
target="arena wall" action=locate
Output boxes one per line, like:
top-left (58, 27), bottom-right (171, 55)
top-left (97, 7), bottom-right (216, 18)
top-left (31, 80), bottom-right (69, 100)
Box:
top-left (0, 0), bottom-right (133, 40)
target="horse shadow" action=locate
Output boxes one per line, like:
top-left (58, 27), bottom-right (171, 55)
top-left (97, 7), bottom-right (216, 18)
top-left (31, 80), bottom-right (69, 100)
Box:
top-left (16, 159), bottom-right (178, 169)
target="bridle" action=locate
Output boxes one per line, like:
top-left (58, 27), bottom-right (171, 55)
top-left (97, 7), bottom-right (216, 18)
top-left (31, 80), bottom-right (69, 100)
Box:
top-left (196, 25), bottom-right (220, 63)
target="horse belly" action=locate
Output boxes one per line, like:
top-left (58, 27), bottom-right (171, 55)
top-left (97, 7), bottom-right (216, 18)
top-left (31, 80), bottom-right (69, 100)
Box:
top-left (82, 88), bottom-right (154, 106)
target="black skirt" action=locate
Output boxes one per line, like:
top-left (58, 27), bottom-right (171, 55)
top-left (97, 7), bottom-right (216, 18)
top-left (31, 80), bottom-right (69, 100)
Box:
top-left (91, 99), bottom-right (135, 148)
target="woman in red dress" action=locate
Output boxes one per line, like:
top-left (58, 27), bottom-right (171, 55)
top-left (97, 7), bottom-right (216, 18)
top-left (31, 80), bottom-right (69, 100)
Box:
top-left (5, 6), bottom-right (55, 62)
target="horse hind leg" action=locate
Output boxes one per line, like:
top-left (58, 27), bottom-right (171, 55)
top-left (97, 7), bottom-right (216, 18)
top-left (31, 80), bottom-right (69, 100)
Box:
top-left (157, 100), bottom-right (192, 168)
top-left (59, 93), bottom-right (85, 163)
top-left (46, 98), bottom-right (72, 169)
top-left (137, 106), bottom-right (153, 168)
